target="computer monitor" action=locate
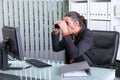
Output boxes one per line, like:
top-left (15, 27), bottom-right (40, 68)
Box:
top-left (0, 26), bottom-right (24, 70)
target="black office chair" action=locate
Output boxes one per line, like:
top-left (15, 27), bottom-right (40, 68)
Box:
top-left (92, 30), bottom-right (119, 68)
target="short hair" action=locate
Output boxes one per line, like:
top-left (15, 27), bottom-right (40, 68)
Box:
top-left (64, 11), bottom-right (86, 27)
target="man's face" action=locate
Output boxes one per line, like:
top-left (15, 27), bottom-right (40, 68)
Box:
top-left (64, 16), bottom-right (78, 34)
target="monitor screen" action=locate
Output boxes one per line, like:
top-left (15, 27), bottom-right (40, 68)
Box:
top-left (0, 26), bottom-right (24, 70)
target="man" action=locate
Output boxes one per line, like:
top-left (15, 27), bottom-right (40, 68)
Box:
top-left (52, 11), bottom-right (95, 66)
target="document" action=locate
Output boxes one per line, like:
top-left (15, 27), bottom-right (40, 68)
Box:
top-left (62, 70), bottom-right (88, 77)
top-left (61, 61), bottom-right (90, 77)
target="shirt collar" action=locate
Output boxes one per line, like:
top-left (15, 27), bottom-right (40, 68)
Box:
top-left (74, 27), bottom-right (85, 37)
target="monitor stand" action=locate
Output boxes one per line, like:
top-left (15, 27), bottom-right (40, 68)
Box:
top-left (0, 41), bottom-right (30, 70)
top-left (0, 41), bottom-right (9, 70)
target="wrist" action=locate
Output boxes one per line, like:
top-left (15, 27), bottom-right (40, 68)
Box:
top-left (52, 30), bottom-right (60, 35)
top-left (62, 32), bottom-right (70, 37)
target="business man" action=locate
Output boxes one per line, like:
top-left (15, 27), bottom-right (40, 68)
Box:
top-left (52, 11), bottom-right (95, 66)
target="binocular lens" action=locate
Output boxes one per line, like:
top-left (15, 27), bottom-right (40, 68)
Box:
top-left (54, 24), bottom-right (60, 28)
top-left (54, 21), bottom-right (68, 29)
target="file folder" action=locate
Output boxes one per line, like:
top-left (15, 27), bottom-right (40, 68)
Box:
top-left (61, 61), bottom-right (90, 77)
top-left (114, 5), bottom-right (120, 17)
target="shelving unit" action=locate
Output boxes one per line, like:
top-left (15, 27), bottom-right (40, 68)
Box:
top-left (111, 0), bottom-right (120, 61)
top-left (89, 1), bottom-right (111, 30)
top-left (69, 0), bottom-right (120, 60)
top-left (69, 0), bottom-right (111, 31)
top-left (69, 0), bottom-right (88, 19)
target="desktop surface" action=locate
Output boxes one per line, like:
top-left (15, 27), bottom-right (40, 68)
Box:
top-left (0, 60), bottom-right (115, 80)
top-left (0, 72), bottom-right (44, 80)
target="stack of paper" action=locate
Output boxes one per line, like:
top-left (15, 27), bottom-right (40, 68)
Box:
top-left (61, 61), bottom-right (90, 77)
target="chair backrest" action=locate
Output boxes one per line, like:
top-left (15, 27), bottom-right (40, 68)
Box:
top-left (92, 30), bottom-right (119, 68)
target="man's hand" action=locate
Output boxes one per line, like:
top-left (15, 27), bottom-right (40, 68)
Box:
top-left (56, 21), bottom-right (69, 33)
top-left (52, 28), bottom-right (60, 35)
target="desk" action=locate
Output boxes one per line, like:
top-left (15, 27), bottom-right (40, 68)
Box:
top-left (0, 60), bottom-right (115, 80)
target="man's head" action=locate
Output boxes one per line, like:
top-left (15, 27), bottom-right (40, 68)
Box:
top-left (64, 11), bottom-right (85, 34)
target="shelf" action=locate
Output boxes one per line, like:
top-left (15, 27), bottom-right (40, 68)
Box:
top-left (89, 19), bottom-right (111, 21)
top-left (72, 0), bottom-right (88, 3)
top-left (89, 0), bottom-right (110, 2)
top-left (114, 16), bottom-right (120, 18)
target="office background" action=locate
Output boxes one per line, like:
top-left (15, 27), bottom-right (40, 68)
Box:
top-left (0, 0), bottom-right (68, 62)
top-left (69, 0), bottom-right (120, 61)
top-left (0, 0), bottom-right (120, 62)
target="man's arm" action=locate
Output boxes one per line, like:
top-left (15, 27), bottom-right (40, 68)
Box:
top-left (51, 33), bottom-right (65, 52)
top-left (63, 30), bottom-right (93, 58)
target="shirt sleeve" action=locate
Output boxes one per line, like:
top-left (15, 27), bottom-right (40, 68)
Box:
top-left (51, 32), bottom-right (65, 52)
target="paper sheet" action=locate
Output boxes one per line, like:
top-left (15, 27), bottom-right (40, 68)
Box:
top-left (62, 70), bottom-right (88, 77)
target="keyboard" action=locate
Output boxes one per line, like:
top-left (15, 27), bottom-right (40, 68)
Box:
top-left (0, 73), bottom-right (44, 80)
top-left (25, 59), bottom-right (52, 68)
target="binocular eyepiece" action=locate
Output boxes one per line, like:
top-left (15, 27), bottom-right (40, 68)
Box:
top-left (54, 24), bottom-right (60, 29)
top-left (54, 22), bottom-right (68, 29)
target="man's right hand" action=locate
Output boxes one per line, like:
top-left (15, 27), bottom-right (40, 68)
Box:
top-left (52, 28), bottom-right (60, 35)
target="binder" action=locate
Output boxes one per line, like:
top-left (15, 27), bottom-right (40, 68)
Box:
top-left (84, 3), bottom-right (88, 19)
top-left (70, 3), bottom-right (80, 14)
top-left (89, 2), bottom-right (94, 19)
top-left (107, 2), bottom-right (111, 19)
top-left (114, 4), bottom-right (120, 17)
top-left (61, 61), bottom-right (90, 77)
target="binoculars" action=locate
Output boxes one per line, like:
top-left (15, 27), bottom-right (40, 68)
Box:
top-left (54, 22), bottom-right (68, 29)
top-left (54, 24), bottom-right (60, 28)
